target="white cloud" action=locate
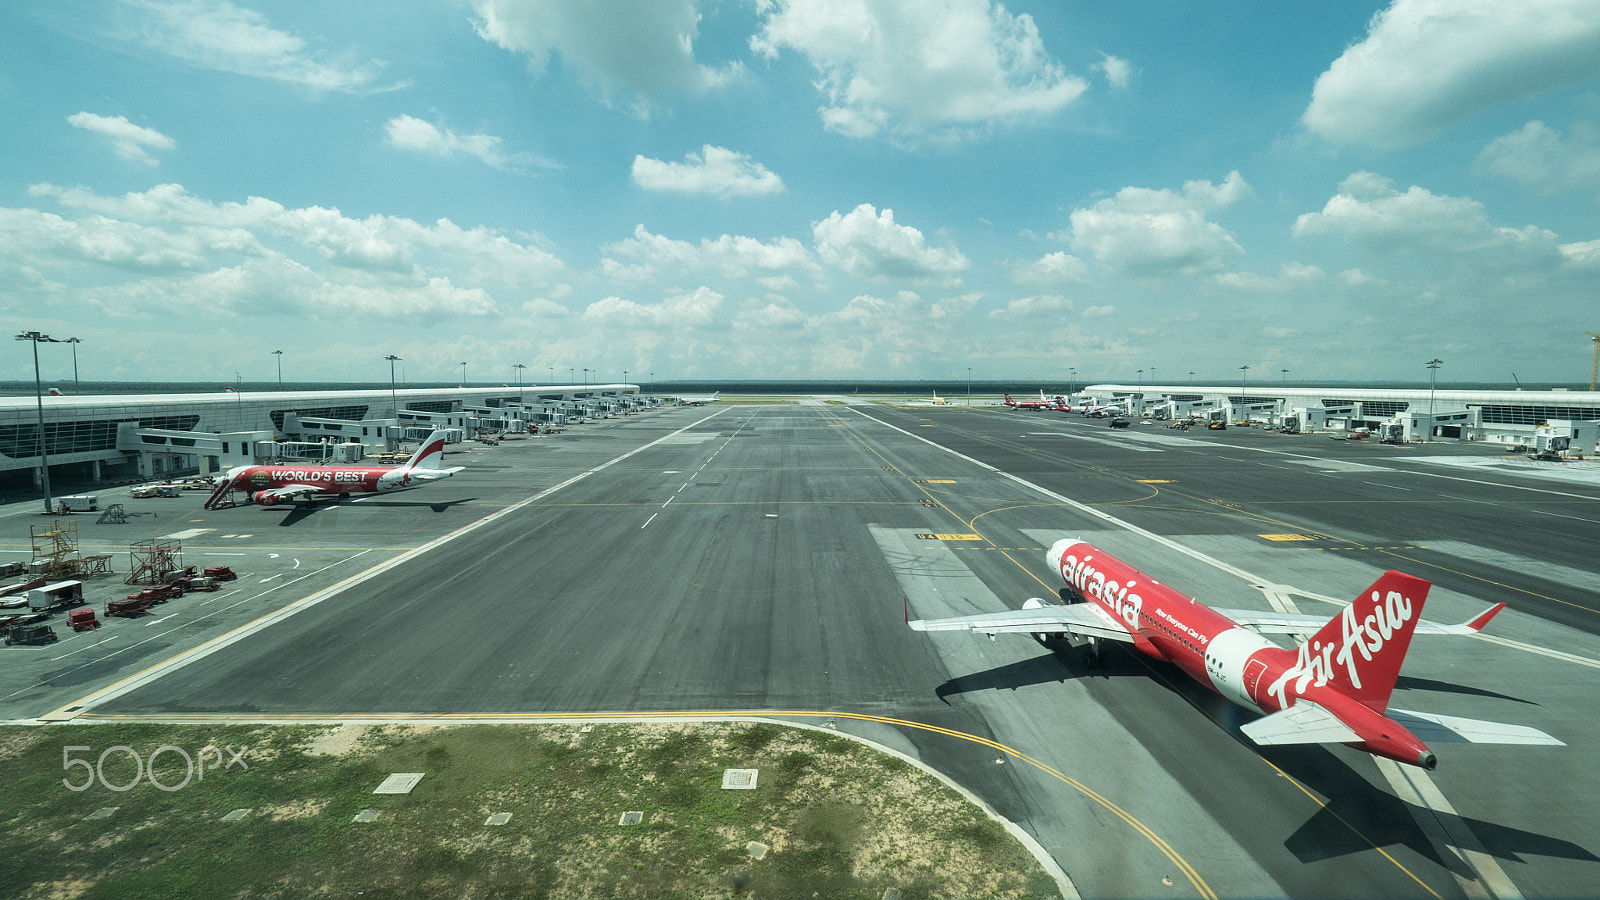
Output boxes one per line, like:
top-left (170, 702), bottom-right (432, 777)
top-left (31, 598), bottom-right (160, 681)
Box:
top-left (1094, 53), bottom-right (1133, 89)
top-left (384, 115), bottom-right (546, 172)
top-left (1082, 305), bottom-right (1114, 318)
top-left (751, 0), bottom-right (1087, 141)
top-left (631, 145), bottom-right (784, 198)
top-left (1009, 251), bottom-right (1088, 286)
top-left (1067, 172), bottom-right (1250, 276)
top-left (601, 225), bottom-right (815, 284)
top-left (68, 112), bottom-right (176, 165)
top-left (582, 286), bottom-right (726, 329)
top-left (1292, 171), bottom-right (1560, 257)
top-left (813, 204), bottom-right (968, 281)
top-left (989, 294), bottom-right (1073, 320)
top-left (1303, 0), bottom-right (1600, 149)
top-left (31, 182), bottom-right (566, 284)
top-left (1559, 239), bottom-right (1600, 267)
top-left (1476, 121), bottom-right (1600, 195)
top-left (469, 0), bottom-right (739, 113)
top-left (127, 0), bottom-right (388, 92)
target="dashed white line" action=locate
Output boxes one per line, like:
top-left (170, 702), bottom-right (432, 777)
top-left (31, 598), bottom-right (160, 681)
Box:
top-left (641, 513), bottom-right (658, 529)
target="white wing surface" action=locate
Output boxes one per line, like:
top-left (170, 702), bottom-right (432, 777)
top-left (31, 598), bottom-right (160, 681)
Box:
top-left (909, 601), bottom-right (1133, 642)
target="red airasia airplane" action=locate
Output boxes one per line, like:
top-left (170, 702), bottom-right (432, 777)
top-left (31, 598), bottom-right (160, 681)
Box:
top-left (203, 430), bottom-right (464, 509)
top-left (910, 538), bottom-right (1562, 768)
top-left (1004, 391), bottom-right (1059, 410)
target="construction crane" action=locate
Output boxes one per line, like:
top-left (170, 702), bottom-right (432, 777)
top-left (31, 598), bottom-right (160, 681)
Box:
top-left (1587, 328), bottom-right (1600, 387)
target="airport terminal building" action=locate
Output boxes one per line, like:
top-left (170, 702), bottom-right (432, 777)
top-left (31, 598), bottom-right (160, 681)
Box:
top-left (1082, 383), bottom-right (1600, 446)
top-left (0, 384), bottom-right (644, 491)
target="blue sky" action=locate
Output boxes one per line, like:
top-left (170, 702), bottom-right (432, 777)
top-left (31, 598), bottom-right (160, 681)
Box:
top-left (4, 0), bottom-right (1600, 387)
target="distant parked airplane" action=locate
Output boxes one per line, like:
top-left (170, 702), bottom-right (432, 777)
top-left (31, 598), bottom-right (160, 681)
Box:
top-left (910, 538), bottom-right (1561, 769)
top-left (1004, 391), bottom-right (1056, 410)
top-left (678, 391), bottom-right (720, 406)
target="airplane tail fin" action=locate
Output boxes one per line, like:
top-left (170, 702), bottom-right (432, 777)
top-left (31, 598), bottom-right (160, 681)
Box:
top-left (401, 430), bottom-right (451, 471)
top-left (1304, 571), bottom-right (1431, 713)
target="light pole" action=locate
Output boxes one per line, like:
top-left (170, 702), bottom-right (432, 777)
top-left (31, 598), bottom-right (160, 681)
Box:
top-left (1238, 365), bottom-right (1250, 423)
top-left (460, 361), bottom-right (467, 386)
top-left (513, 363), bottom-right (526, 399)
top-left (15, 331), bottom-right (62, 513)
top-left (1281, 368), bottom-right (1289, 387)
top-left (1426, 358), bottom-right (1443, 442)
top-left (272, 349), bottom-right (283, 390)
top-left (966, 367), bottom-right (972, 405)
top-left (66, 337), bottom-right (82, 389)
top-left (385, 355), bottom-right (402, 419)
top-left (1068, 366), bottom-right (1076, 398)
top-left (569, 368), bottom-right (574, 384)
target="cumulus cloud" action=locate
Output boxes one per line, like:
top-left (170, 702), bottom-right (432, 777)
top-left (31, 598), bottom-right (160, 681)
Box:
top-left (1303, 0), bottom-right (1600, 149)
top-left (1094, 53), bottom-right (1133, 89)
top-left (469, 0), bottom-right (739, 112)
top-left (989, 294), bottom-right (1073, 320)
top-left (601, 225), bottom-right (816, 283)
top-left (6, 183), bottom-right (586, 324)
top-left (1082, 305), bottom-right (1114, 318)
top-left (813, 204), bottom-right (968, 282)
top-left (751, 0), bottom-right (1087, 141)
top-left (631, 145), bottom-right (784, 198)
top-left (1066, 172), bottom-right (1250, 276)
top-left (68, 112), bottom-right (175, 165)
top-left (384, 115), bottom-right (548, 172)
top-left (31, 182), bottom-right (565, 284)
top-left (1476, 121), bottom-right (1600, 195)
top-left (127, 0), bottom-right (389, 92)
top-left (583, 286), bottom-right (726, 329)
top-left (1009, 251), bottom-right (1088, 286)
top-left (1292, 171), bottom-right (1560, 257)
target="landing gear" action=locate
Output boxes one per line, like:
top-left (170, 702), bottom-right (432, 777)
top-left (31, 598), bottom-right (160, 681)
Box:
top-left (1082, 637), bottom-right (1104, 669)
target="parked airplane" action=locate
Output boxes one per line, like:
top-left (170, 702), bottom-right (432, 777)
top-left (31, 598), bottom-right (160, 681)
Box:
top-left (678, 391), bottom-right (720, 406)
top-left (909, 539), bottom-right (1561, 769)
top-left (203, 430), bottom-right (464, 509)
top-left (906, 391), bottom-right (950, 405)
top-left (1004, 391), bottom-right (1057, 410)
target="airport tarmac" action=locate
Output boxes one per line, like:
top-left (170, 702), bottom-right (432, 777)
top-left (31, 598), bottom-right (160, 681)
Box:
top-left (5, 403), bottom-right (1598, 898)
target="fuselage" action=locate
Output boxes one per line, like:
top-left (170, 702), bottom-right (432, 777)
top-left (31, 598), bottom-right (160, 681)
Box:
top-left (1047, 538), bottom-right (1433, 766)
top-left (221, 463), bottom-right (420, 504)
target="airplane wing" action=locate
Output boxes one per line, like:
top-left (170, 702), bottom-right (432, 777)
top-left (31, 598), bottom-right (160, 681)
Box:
top-left (1386, 708), bottom-right (1564, 745)
top-left (256, 484), bottom-right (324, 502)
top-left (1213, 602), bottom-right (1505, 636)
top-left (1242, 702), bottom-right (1564, 747)
top-left (909, 600), bottom-right (1134, 642)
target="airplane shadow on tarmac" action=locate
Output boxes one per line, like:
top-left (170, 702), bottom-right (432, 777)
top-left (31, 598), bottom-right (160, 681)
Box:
top-left (272, 497), bottom-right (477, 526)
top-left (933, 642), bottom-right (1598, 870)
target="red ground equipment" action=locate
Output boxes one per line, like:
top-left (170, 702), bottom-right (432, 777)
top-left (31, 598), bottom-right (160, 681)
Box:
top-left (68, 607), bottom-right (100, 631)
top-left (203, 566), bottom-right (238, 581)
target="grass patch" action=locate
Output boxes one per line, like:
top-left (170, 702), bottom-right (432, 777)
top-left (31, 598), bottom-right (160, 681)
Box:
top-left (0, 722), bottom-right (1055, 899)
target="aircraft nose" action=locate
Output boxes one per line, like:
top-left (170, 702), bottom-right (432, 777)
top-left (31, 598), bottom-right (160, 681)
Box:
top-left (1046, 537), bottom-right (1082, 573)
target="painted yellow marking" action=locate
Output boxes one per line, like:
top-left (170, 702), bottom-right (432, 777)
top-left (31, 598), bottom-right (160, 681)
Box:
top-left (914, 479), bottom-right (958, 483)
top-left (1136, 479), bottom-right (1173, 483)
top-left (914, 533), bottom-right (984, 541)
top-left (1259, 534), bottom-right (1320, 542)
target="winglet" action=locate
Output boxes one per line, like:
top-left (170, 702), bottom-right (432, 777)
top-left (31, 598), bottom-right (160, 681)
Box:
top-left (1462, 601), bottom-right (1506, 632)
top-left (903, 594), bottom-right (910, 626)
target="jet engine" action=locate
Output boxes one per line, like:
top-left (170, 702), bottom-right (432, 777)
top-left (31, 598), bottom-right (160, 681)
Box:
top-left (253, 490), bottom-right (282, 507)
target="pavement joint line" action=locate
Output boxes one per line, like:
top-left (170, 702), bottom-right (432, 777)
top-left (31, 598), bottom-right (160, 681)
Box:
top-left (37, 409), bottom-right (732, 721)
top-left (853, 405), bottom-right (1514, 900)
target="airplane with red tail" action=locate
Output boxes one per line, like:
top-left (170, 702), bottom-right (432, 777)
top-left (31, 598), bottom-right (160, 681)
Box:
top-left (909, 538), bottom-right (1561, 769)
top-left (204, 430), bottom-right (464, 509)
top-left (1004, 390), bottom-right (1058, 410)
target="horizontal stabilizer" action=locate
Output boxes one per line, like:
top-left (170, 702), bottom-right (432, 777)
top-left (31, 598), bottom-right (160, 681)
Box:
top-left (1241, 701), bottom-right (1361, 746)
top-left (1214, 601), bottom-right (1504, 636)
top-left (1387, 708), bottom-right (1564, 746)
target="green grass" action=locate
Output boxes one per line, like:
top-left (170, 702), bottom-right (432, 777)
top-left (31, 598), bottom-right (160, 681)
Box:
top-left (0, 722), bottom-right (1056, 900)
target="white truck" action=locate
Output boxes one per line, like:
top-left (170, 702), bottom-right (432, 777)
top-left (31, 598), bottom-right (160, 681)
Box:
top-left (57, 495), bottom-right (98, 512)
